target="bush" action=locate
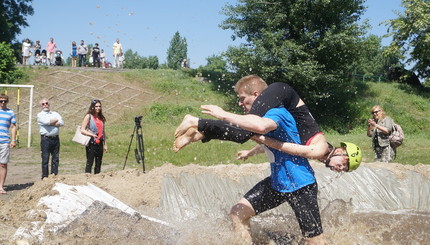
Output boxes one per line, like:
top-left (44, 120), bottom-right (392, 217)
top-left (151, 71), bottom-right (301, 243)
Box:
top-left (0, 42), bottom-right (23, 83)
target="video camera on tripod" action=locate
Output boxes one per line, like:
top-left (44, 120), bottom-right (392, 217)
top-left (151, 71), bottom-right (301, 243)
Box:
top-left (123, 115), bottom-right (145, 172)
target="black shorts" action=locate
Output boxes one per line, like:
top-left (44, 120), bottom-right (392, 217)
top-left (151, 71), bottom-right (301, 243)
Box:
top-left (244, 177), bottom-right (323, 238)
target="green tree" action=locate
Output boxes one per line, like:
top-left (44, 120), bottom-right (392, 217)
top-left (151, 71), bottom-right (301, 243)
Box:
top-left (385, 0), bottom-right (430, 81)
top-left (0, 0), bottom-right (34, 43)
top-left (123, 49), bottom-right (159, 69)
top-left (221, 0), bottom-right (367, 130)
top-left (147, 56), bottom-right (159, 69)
top-left (353, 35), bottom-right (402, 82)
top-left (124, 49), bottom-right (144, 69)
top-left (0, 42), bottom-right (23, 83)
top-left (167, 31), bottom-right (187, 70)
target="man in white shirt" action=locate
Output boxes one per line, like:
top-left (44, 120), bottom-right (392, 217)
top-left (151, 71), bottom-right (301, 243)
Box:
top-left (37, 98), bottom-right (64, 179)
top-left (112, 38), bottom-right (123, 68)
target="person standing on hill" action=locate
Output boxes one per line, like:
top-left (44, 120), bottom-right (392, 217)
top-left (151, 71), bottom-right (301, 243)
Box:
top-left (112, 38), bottom-right (122, 68)
top-left (91, 43), bottom-right (101, 68)
top-left (80, 99), bottom-right (108, 174)
top-left (77, 40), bottom-right (88, 67)
top-left (46, 37), bottom-right (57, 66)
top-left (0, 94), bottom-right (17, 194)
top-left (37, 98), bottom-right (64, 179)
top-left (367, 105), bottom-right (395, 162)
top-left (22, 38), bottom-right (32, 65)
top-left (70, 41), bottom-right (78, 67)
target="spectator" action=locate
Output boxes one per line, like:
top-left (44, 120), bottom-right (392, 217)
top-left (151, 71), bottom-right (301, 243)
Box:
top-left (71, 41), bottom-right (77, 67)
top-left (80, 99), bottom-right (108, 174)
top-left (37, 98), bottom-right (64, 179)
top-left (77, 40), bottom-right (88, 67)
top-left (112, 38), bottom-right (122, 68)
top-left (118, 53), bottom-right (124, 69)
top-left (367, 105), bottom-right (395, 162)
top-left (22, 38), bottom-right (31, 65)
top-left (91, 43), bottom-right (101, 68)
top-left (33, 53), bottom-right (42, 66)
top-left (33, 40), bottom-right (42, 56)
top-left (100, 49), bottom-right (106, 69)
top-left (0, 94), bottom-right (17, 194)
top-left (41, 52), bottom-right (48, 66)
top-left (46, 37), bottom-right (57, 66)
top-left (181, 58), bottom-right (188, 69)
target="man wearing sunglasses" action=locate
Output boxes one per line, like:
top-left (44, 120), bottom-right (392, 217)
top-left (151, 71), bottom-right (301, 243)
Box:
top-left (37, 98), bottom-right (64, 179)
top-left (0, 94), bottom-right (17, 194)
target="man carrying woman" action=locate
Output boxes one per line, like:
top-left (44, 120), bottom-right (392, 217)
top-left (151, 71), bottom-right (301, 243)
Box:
top-left (174, 75), bottom-right (362, 173)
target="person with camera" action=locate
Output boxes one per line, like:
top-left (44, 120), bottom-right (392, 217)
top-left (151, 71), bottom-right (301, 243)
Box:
top-left (367, 105), bottom-right (395, 162)
top-left (80, 99), bottom-right (107, 174)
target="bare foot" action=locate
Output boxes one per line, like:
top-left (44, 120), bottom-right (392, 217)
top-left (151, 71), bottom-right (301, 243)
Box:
top-left (0, 189), bottom-right (6, 194)
top-left (173, 128), bottom-right (204, 152)
top-left (174, 114), bottom-right (199, 138)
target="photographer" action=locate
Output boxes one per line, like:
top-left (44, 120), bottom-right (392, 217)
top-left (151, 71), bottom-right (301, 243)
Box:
top-left (367, 105), bottom-right (394, 162)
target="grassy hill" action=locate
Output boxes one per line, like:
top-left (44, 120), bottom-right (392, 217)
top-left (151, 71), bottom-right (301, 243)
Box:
top-left (10, 67), bottom-right (430, 173)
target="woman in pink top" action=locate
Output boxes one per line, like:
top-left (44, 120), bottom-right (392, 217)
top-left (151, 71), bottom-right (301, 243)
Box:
top-left (46, 37), bottom-right (57, 65)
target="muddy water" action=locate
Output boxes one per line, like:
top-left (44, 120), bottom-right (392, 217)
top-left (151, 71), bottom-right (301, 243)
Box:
top-left (159, 163), bottom-right (430, 244)
top-left (7, 162), bottom-right (430, 244)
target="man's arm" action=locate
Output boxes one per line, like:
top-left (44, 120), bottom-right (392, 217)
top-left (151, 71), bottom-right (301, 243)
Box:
top-left (10, 123), bottom-right (16, 148)
top-left (55, 112), bottom-right (64, 127)
top-left (201, 105), bottom-right (276, 134)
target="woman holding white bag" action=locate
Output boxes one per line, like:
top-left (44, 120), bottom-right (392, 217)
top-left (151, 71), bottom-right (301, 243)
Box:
top-left (80, 99), bottom-right (108, 174)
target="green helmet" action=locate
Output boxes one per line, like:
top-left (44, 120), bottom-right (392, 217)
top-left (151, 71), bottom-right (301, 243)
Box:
top-left (341, 142), bottom-right (362, 172)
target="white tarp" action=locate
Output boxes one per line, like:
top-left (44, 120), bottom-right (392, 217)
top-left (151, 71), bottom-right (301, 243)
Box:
top-left (13, 182), bottom-right (169, 242)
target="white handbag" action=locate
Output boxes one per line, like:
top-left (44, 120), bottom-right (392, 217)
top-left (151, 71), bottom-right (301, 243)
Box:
top-left (72, 126), bottom-right (91, 146)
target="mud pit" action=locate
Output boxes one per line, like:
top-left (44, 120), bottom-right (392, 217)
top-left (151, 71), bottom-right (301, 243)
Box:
top-left (1, 162), bottom-right (430, 245)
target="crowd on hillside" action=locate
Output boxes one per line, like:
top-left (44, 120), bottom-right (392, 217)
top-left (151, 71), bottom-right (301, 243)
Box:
top-left (20, 37), bottom-right (125, 69)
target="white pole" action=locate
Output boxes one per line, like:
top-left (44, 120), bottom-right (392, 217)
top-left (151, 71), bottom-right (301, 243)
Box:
top-left (28, 86), bottom-right (34, 148)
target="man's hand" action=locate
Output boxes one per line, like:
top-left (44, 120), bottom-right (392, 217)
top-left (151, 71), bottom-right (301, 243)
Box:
top-left (10, 141), bottom-right (16, 148)
top-left (50, 118), bottom-right (58, 125)
top-left (201, 105), bottom-right (227, 120)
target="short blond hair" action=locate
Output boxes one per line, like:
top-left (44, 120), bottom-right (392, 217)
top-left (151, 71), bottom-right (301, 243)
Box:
top-left (234, 75), bottom-right (268, 95)
top-left (371, 105), bottom-right (386, 119)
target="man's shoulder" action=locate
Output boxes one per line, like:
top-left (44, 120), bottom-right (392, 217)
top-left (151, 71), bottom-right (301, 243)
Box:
top-left (0, 108), bottom-right (14, 114)
top-left (264, 107), bottom-right (289, 117)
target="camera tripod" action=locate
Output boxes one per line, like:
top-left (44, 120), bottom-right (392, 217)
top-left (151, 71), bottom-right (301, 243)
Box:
top-left (123, 116), bottom-right (145, 172)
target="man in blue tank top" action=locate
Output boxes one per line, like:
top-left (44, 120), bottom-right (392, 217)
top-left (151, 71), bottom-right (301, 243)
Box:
top-left (204, 77), bottom-right (326, 244)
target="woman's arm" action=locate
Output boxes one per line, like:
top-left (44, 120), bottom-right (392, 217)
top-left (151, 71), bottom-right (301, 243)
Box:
top-left (80, 114), bottom-right (97, 138)
top-left (237, 144), bottom-right (265, 160)
top-left (251, 133), bottom-right (328, 160)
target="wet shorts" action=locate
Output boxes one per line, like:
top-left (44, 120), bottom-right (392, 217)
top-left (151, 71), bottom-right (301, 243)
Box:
top-left (244, 177), bottom-right (323, 238)
top-left (0, 143), bottom-right (10, 164)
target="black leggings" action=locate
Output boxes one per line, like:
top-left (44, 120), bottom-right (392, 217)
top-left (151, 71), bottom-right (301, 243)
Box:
top-left (198, 82), bottom-right (321, 145)
top-left (85, 138), bottom-right (104, 174)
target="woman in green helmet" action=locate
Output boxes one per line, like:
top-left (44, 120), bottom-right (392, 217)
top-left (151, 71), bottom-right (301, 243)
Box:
top-left (246, 135), bottom-right (362, 172)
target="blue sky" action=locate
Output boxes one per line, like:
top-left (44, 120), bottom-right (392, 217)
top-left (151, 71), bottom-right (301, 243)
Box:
top-left (17, 0), bottom-right (404, 68)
